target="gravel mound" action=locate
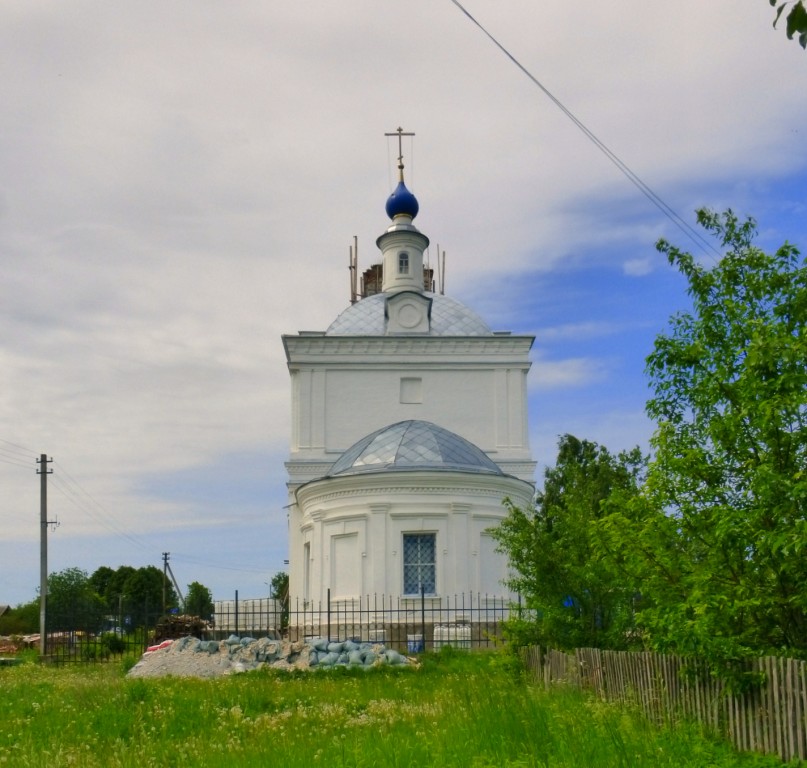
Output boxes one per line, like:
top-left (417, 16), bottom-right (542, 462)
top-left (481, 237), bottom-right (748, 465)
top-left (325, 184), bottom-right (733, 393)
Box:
top-left (127, 635), bottom-right (412, 679)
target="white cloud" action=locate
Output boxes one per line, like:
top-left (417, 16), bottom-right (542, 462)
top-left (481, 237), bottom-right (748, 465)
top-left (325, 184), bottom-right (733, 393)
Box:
top-left (0, 0), bottom-right (805, 604)
top-left (623, 258), bottom-right (654, 276)
top-left (530, 357), bottom-right (608, 391)
top-left (537, 321), bottom-right (624, 341)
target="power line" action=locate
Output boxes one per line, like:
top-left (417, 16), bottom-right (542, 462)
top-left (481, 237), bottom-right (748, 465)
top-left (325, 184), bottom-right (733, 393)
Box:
top-left (0, 437), bottom-right (37, 456)
top-left (170, 551), bottom-right (270, 575)
top-left (0, 453), bottom-right (35, 470)
top-left (448, 0), bottom-right (721, 259)
top-left (5, 447), bottom-right (271, 578)
top-left (49, 461), bottom-right (153, 553)
top-left (47, 461), bottom-right (268, 576)
top-left (0, 441), bottom-right (37, 468)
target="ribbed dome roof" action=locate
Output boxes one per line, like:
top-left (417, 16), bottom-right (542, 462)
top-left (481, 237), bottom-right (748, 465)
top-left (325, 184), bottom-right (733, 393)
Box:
top-left (327, 420), bottom-right (503, 477)
top-left (326, 293), bottom-right (492, 336)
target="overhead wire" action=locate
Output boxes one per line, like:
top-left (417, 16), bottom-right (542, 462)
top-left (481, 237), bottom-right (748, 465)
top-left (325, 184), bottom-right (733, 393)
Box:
top-left (49, 459), bottom-right (153, 553)
top-left (0, 437), bottom-right (37, 455)
top-left (0, 442), bottom-right (271, 577)
top-left (448, 0), bottom-right (721, 260)
top-left (0, 451), bottom-right (35, 470)
top-left (0, 440), bottom-right (37, 469)
top-left (170, 551), bottom-right (270, 575)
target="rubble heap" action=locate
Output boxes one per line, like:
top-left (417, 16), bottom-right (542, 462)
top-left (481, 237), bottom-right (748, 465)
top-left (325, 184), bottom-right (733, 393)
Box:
top-left (127, 635), bottom-right (413, 679)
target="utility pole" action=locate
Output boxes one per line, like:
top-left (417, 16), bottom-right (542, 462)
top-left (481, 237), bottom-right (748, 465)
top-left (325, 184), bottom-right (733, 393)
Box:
top-left (162, 552), bottom-right (185, 613)
top-left (162, 552), bottom-right (169, 615)
top-left (36, 454), bottom-right (54, 657)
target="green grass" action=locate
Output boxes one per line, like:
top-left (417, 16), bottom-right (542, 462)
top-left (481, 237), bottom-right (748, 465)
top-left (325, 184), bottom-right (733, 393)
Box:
top-left (0, 651), bottom-right (789, 767)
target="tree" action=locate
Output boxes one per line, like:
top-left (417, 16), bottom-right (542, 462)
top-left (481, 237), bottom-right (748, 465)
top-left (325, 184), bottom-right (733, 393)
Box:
top-left (0, 599), bottom-right (39, 635)
top-left (270, 571), bottom-right (289, 629)
top-left (102, 566), bottom-right (137, 613)
top-left (269, 571), bottom-right (289, 603)
top-left (771, 0), bottom-right (807, 48)
top-left (121, 565), bottom-right (178, 621)
top-left (491, 435), bottom-right (645, 650)
top-left (602, 209), bottom-right (807, 668)
top-left (87, 564), bottom-right (180, 628)
top-left (46, 567), bottom-right (106, 632)
top-left (88, 566), bottom-right (120, 612)
top-left (185, 581), bottom-right (214, 620)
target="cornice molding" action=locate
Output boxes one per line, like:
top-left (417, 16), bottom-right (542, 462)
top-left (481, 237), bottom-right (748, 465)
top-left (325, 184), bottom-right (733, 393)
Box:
top-left (283, 334), bottom-right (534, 363)
top-left (296, 475), bottom-right (533, 508)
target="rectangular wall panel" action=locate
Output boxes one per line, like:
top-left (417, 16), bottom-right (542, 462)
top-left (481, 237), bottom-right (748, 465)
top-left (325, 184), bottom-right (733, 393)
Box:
top-left (331, 533), bottom-right (359, 598)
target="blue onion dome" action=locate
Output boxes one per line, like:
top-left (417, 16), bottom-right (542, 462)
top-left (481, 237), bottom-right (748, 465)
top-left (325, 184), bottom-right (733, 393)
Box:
top-left (385, 180), bottom-right (419, 220)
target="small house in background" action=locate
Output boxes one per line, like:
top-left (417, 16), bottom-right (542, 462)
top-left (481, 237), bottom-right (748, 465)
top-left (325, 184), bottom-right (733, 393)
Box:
top-left (281, 134), bottom-right (536, 640)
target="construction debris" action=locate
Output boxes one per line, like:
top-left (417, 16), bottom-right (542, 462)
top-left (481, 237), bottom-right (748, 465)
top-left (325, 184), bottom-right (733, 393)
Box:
top-left (127, 635), bottom-right (414, 678)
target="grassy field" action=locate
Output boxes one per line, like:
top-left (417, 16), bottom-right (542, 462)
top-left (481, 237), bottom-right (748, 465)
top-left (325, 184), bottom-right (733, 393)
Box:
top-left (0, 650), bottom-right (791, 767)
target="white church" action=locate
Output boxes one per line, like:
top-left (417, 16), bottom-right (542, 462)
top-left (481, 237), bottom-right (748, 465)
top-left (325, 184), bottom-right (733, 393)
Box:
top-left (282, 134), bottom-right (536, 623)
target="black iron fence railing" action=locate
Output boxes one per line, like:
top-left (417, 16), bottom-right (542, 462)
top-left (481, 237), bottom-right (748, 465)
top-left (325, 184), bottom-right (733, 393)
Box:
top-left (29, 591), bottom-right (512, 662)
top-left (212, 590), bottom-right (511, 652)
top-left (41, 599), bottom-right (162, 663)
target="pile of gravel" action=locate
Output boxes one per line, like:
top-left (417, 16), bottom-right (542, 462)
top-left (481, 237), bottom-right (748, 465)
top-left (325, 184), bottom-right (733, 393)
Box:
top-left (127, 635), bottom-right (413, 679)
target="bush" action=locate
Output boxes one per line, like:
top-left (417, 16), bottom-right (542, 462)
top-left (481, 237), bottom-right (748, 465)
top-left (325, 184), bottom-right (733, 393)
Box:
top-left (100, 633), bottom-right (127, 655)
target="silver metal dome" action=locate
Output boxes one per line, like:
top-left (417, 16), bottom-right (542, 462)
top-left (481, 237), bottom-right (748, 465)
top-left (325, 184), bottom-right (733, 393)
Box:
top-left (327, 420), bottom-right (503, 477)
top-left (326, 293), bottom-right (492, 336)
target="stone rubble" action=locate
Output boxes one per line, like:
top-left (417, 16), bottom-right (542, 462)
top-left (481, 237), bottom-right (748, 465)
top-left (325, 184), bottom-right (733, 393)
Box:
top-left (127, 635), bottom-right (413, 679)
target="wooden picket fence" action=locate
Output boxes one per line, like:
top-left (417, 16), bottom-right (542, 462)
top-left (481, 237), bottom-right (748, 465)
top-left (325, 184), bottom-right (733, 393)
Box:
top-left (521, 646), bottom-right (807, 763)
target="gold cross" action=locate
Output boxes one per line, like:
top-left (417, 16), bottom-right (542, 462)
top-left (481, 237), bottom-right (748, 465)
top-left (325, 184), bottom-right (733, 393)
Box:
top-left (385, 126), bottom-right (415, 177)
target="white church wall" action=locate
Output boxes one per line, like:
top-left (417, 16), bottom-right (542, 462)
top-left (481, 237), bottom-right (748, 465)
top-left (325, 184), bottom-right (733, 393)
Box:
top-left (330, 532), bottom-right (360, 599)
top-left (494, 367), bottom-right (530, 451)
top-left (478, 530), bottom-right (507, 596)
top-left (289, 368), bottom-right (326, 450)
top-left (284, 336), bottom-right (536, 478)
top-left (293, 470), bottom-right (532, 605)
top-left (322, 368), bottom-right (496, 456)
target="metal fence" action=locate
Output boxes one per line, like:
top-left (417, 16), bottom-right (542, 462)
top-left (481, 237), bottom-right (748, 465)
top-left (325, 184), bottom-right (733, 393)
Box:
top-left (29, 590), bottom-right (512, 662)
top-left (40, 599), bottom-right (161, 663)
top-left (213, 590), bottom-right (511, 652)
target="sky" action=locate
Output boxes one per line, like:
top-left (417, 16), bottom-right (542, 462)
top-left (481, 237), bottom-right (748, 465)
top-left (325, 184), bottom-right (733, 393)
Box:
top-left (1, 1), bottom-right (805, 607)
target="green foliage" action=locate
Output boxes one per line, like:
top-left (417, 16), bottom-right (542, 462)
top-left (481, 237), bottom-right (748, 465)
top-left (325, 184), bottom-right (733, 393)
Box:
top-left (492, 434), bottom-right (646, 650)
top-left (0, 599), bottom-right (39, 634)
top-left (499, 614), bottom-right (543, 648)
top-left (46, 567), bottom-right (106, 633)
top-left (12, 648), bottom-right (40, 664)
top-left (121, 565), bottom-right (177, 617)
top-left (9, 563), bottom-right (178, 639)
top-left (602, 209), bottom-right (807, 671)
top-left (184, 581), bottom-right (214, 620)
top-left (89, 564), bottom-right (178, 625)
top-left (269, 571), bottom-right (289, 601)
top-left (270, 571), bottom-right (290, 629)
top-left (87, 566), bottom-right (118, 608)
top-left (0, 657), bottom-right (785, 767)
top-left (99, 632), bottom-right (127, 655)
top-left (120, 653), bottom-right (140, 674)
top-left (82, 643), bottom-right (110, 662)
top-left (771, 0), bottom-right (807, 48)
